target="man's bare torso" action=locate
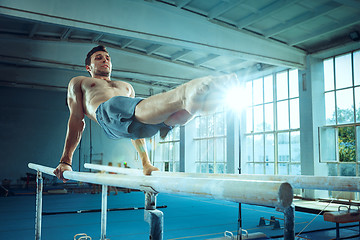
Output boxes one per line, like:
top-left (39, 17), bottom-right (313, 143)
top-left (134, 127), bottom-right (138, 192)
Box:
top-left (75, 76), bottom-right (134, 121)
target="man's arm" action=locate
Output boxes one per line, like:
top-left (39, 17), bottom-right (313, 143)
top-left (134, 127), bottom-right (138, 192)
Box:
top-left (54, 77), bottom-right (85, 182)
top-left (131, 139), bottom-right (159, 175)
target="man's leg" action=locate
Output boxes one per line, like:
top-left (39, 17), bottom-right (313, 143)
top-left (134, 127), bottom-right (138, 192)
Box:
top-left (134, 74), bottom-right (237, 126)
top-left (132, 139), bottom-right (159, 175)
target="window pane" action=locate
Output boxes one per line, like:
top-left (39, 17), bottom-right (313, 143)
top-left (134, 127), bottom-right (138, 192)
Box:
top-left (264, 103), bottom-right (274, 131)
top-left (201, 163), bottom-right (208, 173)
top-left (200, 140), bottom-right (207, 162)
top-left (319, 126), bottom-right (337, 162)
top-left (338, 126), bottom-right (356, 162)
top-left (254, 134), bottom-right (264, 162)
top-left (215, 138), bottom-right (225, 161)
top-left (174, 143), bottom-right (179, 161)
top-left (265, 163), bottom-right (274, 175)
top-left (196, 141), bottom-right (200, 161)
top-left (196, 163), bottom-right (200, 173)
top-left (200, 116), bottom-right (208, 137)
top-left (357, 126), bottom-right (360, 162)
top-left (174, 161), bottom-right (179, 172)
top-left (246, 163), bottom-right (254, 174)
top-left (216, 163), bottom-right (225, 173)
top-left (208, 139), bottom-right (214, 162)
top-left (278, 163), bottom-right (288, 175)
top-left (253, 78), bottom-right (263, 105)
top-left (328, 163), bottom-right (338, 176)
top-left (246, 81), bottom-right (253, 106)
top-left (208, 163), bottom-right (214, 173)
top-left (169, 143), bottom-right (174, 161)
top-left (264, 75), bottom-right (273, 103)
top-left (354, 50), bottom-right (360, 86)
top-left (277, 71), bottom-right (288, 100)
top-left (246, 135), bottom-right (253, 162)
top-left (355, 87), bottom-right (360, 123)
top-left (290, 98), bottom-right (300, 129)
top-left (340, 164), bottom-right (356, 176)
top-left (173, 126), bottom-right (180, 140)
top-left (336, 88), bottom-right (354, 124)
top-left (335, 54), bottom-right (352, 89)
top-left (324, 58), bottom-right (334, 91)
top-left (254, 105), bottom-right (264, 132)
top-left (325, 92), bottom-right (336, 125)
top-left (265, 133), bottom-right (274, 162)
top-left (290, 164), bottom-right (301, 175)
top-left (246, 107), bottom-right (253, 133)
top-left (254, 163), bottom-right (264, 174)
top-left (163, 143), bottom-right (169, 160)
top-left (214, 113), bottom-right (225, 136)
top-left (208, 116), bottom-right (214, 136)
top-left (289, 69), bottom-right (299, 98)
top-left (277, 100), bottom-right (289, 130)
top-left (291, 131), bottom-right (301, 162)
top-left (278, 132), bottom-right (289, 162)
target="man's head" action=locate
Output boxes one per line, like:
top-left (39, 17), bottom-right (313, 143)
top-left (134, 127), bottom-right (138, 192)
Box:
top-left (85, 45), bottom-right (112, 78)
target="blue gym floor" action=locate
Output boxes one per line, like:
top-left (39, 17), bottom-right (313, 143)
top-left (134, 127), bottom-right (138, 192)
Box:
top-left (1, 189), bottom-right (360, 240)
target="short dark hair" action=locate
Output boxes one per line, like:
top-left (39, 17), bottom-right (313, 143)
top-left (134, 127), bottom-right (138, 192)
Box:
top-left (85, 45), bottom-right (108, 66)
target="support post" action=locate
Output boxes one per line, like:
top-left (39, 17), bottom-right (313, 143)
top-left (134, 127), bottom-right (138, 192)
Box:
top-left (101, 184), bottom-right (108, 240)
top-left (35, 171), bottom-right (43, 240)
top-left (144, 191), bottom-right (163, 240)
top-left (282, 204), bottom-right (295, 240)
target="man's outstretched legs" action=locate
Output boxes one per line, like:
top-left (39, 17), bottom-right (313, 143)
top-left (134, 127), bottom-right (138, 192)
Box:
top-left (134, 73), bottom-right (238, 126)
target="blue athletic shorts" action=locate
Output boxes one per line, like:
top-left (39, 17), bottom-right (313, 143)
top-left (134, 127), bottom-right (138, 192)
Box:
top-left (96, 96), bottom-right (171, 139)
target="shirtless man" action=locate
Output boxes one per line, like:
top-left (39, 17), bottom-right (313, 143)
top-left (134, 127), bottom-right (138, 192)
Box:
top-left (53, 45), bottom-right (237, 182)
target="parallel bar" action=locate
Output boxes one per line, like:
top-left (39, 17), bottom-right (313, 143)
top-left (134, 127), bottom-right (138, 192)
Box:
top-left (29, 163), bottom-right (293, 209)
top-left (84, 163), bottom-right (360, 192)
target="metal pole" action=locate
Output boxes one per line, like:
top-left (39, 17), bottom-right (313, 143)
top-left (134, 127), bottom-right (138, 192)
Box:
top-left (101, 184), bottom-right (108, 240)
top-left (35, 171), bottom-right (43, 240)
top-left (282, 204), bottom-right (295, 240)
top-left (144, 191), bottom-right (163, 240)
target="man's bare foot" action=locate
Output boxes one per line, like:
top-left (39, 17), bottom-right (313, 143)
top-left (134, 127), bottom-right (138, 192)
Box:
top-left (143, 164), bottom-right (159, 175)
top-left (183, 74), bottom-right (238, 114)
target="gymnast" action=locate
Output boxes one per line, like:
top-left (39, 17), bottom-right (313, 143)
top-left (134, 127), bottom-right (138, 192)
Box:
top-left (53, 45), bottom-right (238, 182)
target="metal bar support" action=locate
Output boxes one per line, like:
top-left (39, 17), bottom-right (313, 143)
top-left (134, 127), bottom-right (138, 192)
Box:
top-left (144, 191), bottom-right (163, 240)
top-left (35, 171), bottom-right (43, 240)
top-left (101, 184), bottom-right (108, 240)
top-left (282, 204), bottom-right (295, 240)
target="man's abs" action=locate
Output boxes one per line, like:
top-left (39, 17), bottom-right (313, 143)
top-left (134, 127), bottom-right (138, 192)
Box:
top-left (80, 77), bottom-right (134, 121)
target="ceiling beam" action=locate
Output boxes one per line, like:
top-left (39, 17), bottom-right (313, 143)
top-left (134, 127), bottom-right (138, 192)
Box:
top-left (146, 44), bottom-right (162, 55)
top-left (175, 0), bottom-right (192, 8)
top-left (0, 54), bottom-right (184, 88)
top-left (194, 54), bottom-right (219, 67)
top-left (170, 49), bottom-right (192, 61)
top-left (92, 33), bottom-right (103, 42)
top-left (61, 28), bottom-right (72, 40)
top-left (236, 0), bottom-right (299, 29)
top-left (120, 39), bottom-right (135, 48)
top-left (29, 23), bottom-right (39, 38)
top-left (288, 15), bottom-right (360, 46)
top-left (0, 0), bottom-right (306, 69)
top-left (333, 0), bottom-right (360, 10)
top-left (207, 0), bottom-right (245, 19)
top-left (264, 2), bottom-right (341, 38)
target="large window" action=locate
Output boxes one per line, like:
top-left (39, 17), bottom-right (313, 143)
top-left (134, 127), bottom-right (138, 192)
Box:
top-left (321, 50), bottom-right (360, 177)
top-left (154, 126), bottom-right (180, 172)
top-left (245, 69), bottom-right (301, 175)
top-left (194, 111), bottom-right (227, 173)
